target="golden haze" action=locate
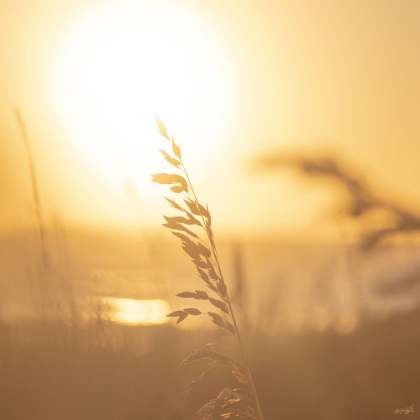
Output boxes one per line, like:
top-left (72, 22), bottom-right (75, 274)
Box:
top-left (0, 0), bottom-right (419, 239)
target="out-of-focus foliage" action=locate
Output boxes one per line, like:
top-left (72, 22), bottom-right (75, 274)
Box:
top-left (256, 153), bottom-right (420, 248)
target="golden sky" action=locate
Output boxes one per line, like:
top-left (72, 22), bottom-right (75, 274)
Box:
top-left (1, 0), bottom-right (419, 239)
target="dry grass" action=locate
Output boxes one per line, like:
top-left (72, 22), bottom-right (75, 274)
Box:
top-left (15, 109), bottom-right (51, 316)
top-left (256, 153), bottom-right (420, 248)
top-left (152, 118), bottom-right (264, 420)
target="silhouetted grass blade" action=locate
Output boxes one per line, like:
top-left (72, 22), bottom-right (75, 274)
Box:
top-left (152, 118), bottom-right (264, 420)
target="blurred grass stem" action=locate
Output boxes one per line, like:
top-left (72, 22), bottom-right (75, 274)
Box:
top-left (15, 108), bottom-right (50, 315)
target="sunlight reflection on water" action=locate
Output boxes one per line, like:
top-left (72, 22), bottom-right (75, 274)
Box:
top-left (100, 298), bottom-right (171, 326)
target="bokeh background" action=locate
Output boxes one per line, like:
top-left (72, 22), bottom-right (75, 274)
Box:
top-left (0, 1), bottom-right (419, 419)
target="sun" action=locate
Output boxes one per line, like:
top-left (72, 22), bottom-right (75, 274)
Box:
top-left (51, 2), bottom-right (234, 204)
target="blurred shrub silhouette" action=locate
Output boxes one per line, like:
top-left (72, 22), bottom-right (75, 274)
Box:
top-left (254, 151), bottom-right (420, 322)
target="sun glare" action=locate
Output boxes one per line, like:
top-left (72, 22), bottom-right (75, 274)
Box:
top-left (102, 298), bottom-right (171, 326)
top-left (52, 2), bottom-right (234, 203)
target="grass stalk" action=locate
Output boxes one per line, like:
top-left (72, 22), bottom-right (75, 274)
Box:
top-left (152, 118), bottom-right (264, 420)
top-left (15, 109), bottom-right (50, 315)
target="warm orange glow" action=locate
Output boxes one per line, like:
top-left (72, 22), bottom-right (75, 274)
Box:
top-left (1, 3), bottom-right (420, 418)
top-left (310, 306), bottom-right (330, 332)
top-left (102, 298), bottom-right (171, 326)
top-left (51, 2), bottom-right (234, 204)
top-left (334, 309), bottom-right (358, 334)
